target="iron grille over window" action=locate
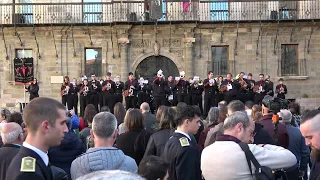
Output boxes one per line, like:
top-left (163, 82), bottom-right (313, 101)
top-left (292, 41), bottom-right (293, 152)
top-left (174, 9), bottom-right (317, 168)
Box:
top-left (212, 46), bottom-right (228, 76)
top-left (281, 44), bottom-right (298, 76)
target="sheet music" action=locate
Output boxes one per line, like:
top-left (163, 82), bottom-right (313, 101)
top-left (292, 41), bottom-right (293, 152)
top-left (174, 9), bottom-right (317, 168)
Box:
top-left (227, 84), bottom-right (233, 90)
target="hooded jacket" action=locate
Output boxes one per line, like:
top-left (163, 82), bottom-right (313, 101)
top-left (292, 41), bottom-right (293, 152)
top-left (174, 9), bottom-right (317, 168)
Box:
top-left (48, 132), bottom-right (85, 180)
top-left (70, 147), bottom-right (137, 180)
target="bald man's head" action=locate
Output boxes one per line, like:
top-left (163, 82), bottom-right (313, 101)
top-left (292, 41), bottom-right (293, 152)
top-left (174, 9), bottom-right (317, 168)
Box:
top-left (1, 122), bottom-right (24, 144)
top-left (140, 102), bottom-right (150, 113)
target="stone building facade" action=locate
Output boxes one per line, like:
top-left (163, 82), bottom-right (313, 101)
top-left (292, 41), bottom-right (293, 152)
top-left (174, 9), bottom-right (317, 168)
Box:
top-left (0, 0), bottom-right (320, 110)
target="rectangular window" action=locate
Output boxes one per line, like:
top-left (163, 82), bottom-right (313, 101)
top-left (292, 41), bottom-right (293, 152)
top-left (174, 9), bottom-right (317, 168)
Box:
top-left (279, 1), bottom-right (298, 20)
top-left (85, 48), bottom-right (102, 77)
top-left (210, 0), bottom-right (229, 21)
top-left (212, 46), bottom-right (228, 76)
top-left (16, 0), bottom-right (33, 24)
top-left (281, 44), bottom-right (298, 76)
top-left (83, 0), bottom-right (102, 23)
top-left (16, 49), bottom-right (33, 58)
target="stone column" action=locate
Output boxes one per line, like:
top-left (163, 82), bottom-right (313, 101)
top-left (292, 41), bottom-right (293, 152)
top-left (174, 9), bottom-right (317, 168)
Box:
top-left (184, 32), bottom-right (195, 78)
top-left (118, 37), bottom-right (130, 82)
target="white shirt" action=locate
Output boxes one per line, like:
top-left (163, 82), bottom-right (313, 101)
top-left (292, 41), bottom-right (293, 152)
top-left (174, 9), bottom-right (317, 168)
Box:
top-left (246, 109), bottom-right (252, 118)
top-left (175, 130), bottom-right (191, 141)
top-left (23, 142), bottom-right (49, 166)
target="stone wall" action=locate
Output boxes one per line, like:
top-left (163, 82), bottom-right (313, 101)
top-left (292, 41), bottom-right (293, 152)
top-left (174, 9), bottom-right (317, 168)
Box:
top-left (0, 22), bottom-right (320, 109)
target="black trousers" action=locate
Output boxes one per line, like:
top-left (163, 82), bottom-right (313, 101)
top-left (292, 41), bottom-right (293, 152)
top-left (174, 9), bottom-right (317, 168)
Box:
top-left (90, 94), bottom-right (99, 112)
top-left (115, 93), bottom-right (123, 104)
top-left (237, 93), bottom-right (249, 104)
top-left (103, 93), bottom-right (115, 113)
top-left (80, 95), bottom-right (90, 117)
top-left (215, 93), bottom-right (224, 106)
top-left (154, 95), bottom-right (166, 110)
top-left (99, 92), bottom-right (103, 109)
top-left (204, 94), bottom-right (215, 116)
top-left (254, 93), bottom-right (266, 105)
top-left (73, 95), bottom-right (79, 115)
top-left (177, 94), bottom-right (188, 104)
top-left (125, 96), bottom-right (137, 110)
top-left (138, 93), bottom-right (151, 107)
top-left (62, 95), bottom-right (74, 110)
top-left (192, 95), bottom-right (203, 114)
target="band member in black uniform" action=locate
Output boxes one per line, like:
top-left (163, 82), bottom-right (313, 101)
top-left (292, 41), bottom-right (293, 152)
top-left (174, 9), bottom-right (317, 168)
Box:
top-left (137, 77), bottom-right (152, 108)
top-left (101, 72), bottom-right (116, 113)
top-left (190, 79), bottom-right (204, 114)
top-left (89, 73), bottom-right (101, 111)
top-left (176, 71), bottom-right (189, 103)
top-left (79, 79), bottom-right (90, 117)
top-left (247, 73), bottom-right (256, 102)
top-left (60, 76), bottom-right (75, 110)
top-left (153, 70), bottom-right (167, 110)
top-left (220, 73), bottom-right (238, 103)
top-left (99, 78), bottom-right (104, 109)
top-left (26, 78), bottom-right (39, 101)
top-left (276, 78), bottom-right (288, 99)
top-left (114, 75), bottom-right (124, 104)
top-left (253, 74), bottom-right (268, 105)
top-left (187, 77), bottom-right (194, 105)
top-left (265, 75), bottom-right (274, 97)
top-left (235, 72), bottom-right (251, 103)
top-left (215, 75), bottom-right (224, 106)
top-left (6, 97), bottom-right (68, 180)
top-left (166, 75), bottom-right (177, 106)
top-left (203, 71), bottom-right (218, 116)
top-left (71, 78), bottom-right (80, 115)
top-left (124, 72), bottom-right (138, 110)
top-left (162, 105), bottom-right (202, 180)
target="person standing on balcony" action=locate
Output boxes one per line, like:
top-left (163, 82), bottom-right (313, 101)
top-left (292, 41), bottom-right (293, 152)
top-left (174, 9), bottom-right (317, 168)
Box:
top-left (276, 78), bottom-right (288, 99)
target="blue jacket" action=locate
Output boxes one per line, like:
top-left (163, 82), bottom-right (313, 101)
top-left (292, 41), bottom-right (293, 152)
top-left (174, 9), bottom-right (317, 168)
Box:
top-left (285, 124), bottom-right (310, 171)
top-left (71, 115), bottom-right (80, 130)
top-left (48, 132), bottom-right (85, 180)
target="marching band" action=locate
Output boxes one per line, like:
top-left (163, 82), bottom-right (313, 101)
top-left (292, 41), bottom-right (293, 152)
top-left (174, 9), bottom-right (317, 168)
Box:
top-left (60, 71), bottom-right (287, 117)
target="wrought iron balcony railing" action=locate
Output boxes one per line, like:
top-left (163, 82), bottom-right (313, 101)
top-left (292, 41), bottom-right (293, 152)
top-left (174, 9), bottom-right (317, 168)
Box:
top-left (0, 1), bottom-right (319, 26)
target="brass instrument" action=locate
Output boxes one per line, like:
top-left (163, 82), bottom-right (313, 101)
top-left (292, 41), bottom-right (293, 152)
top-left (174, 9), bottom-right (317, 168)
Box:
top-left (102, 82), bottom-right (111, 92)
top-left (279, 85), bottom-right (285, 94)
top-left (220, 84), bottom-right (228, 92)
top-left (84, 86), bottom-right (89, 96)
top-left (92, 83), bottom-right (97, 90)
top-left (235, 74), bottom-right (248, 89)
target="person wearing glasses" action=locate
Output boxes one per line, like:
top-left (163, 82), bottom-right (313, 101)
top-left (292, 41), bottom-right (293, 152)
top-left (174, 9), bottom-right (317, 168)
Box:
top-left (0, 122), bottom-right (25, 180)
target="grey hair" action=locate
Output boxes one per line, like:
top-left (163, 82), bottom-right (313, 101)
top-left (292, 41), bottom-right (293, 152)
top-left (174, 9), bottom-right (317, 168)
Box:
top-left (1, 108), bottom-right (11, 121)
top-left (1, 126), bottom-right (23, 144)
top-left (207, 107), bottom-right (219, 124)
top-left (228, 100), bottom-right (245, 114)
top-left (223, 111), bottom-right (250, 130)
top-left (218, 101), bottom-right (228, 109)
top-left (92, 112), bottom-right (118, 139)
top-left (140, 102), bottom-right (150, 112)
top-left (278, 109), bottom-right (293, 124)
top-left (76, 170), bottom-right (144, 180)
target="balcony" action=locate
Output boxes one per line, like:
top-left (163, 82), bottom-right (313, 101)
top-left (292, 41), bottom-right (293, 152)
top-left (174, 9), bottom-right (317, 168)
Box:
top-left (0, 0), bottom-right (319, 26)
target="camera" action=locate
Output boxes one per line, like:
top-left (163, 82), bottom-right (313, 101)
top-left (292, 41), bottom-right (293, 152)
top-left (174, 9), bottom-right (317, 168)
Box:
top-left (263, 97), bottom-right (289, 114)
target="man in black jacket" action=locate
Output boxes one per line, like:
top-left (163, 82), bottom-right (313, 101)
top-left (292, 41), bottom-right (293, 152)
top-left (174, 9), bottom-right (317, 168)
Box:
top-left (153, 70), bottom-right (167, 110)
top-left (300, 110), bottom-right (320, 180)
top-left (0, 123), bottom-right (25, 180)
top-left (6, 97), bottom-right (69, 180)
top-left (162, 105), bottom-right (202, 180)
top-left (203, 71), bottom-right (218, 116)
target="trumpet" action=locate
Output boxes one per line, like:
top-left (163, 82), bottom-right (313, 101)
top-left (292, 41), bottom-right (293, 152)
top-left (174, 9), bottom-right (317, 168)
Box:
top-left (102, 82), bottom-right (111, 92)
top-left (82, 86), bottom-right (89, 96)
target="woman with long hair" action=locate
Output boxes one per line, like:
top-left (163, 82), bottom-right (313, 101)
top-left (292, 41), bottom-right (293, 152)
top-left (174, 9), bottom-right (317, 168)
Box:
top-left (114, 102), bottom-right (126, 126)
top-left (116, 109), bottom-right (152, 165)
top-left (144, 107), bottom-right (176, 157)
top-left (79, 104), bottom-right (97, 146)
top-left (251, 104), bottom-right (262, 121)
top-left (26, 78), bottom-right (39, 101)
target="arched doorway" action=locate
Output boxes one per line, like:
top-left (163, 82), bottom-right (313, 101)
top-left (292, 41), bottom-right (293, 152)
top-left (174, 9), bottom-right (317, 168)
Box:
top-left (135, 55), bottom-right (179, 80)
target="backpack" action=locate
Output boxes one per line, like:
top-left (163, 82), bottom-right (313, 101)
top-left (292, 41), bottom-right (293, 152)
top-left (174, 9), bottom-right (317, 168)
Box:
top-left (238, 142), bottom-right (275, 180)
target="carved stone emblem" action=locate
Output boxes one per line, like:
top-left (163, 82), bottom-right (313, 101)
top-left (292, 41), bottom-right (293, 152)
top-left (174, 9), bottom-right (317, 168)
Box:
top-left (163, 39), bottom-right (181, 47)
top-left (131, 39), bottom-right (150, 48)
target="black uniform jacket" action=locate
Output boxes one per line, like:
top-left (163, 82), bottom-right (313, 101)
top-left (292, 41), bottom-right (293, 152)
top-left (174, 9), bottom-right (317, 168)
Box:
top-left (0, 144), bottom-right (20, 180)
top-left (6, 146), bottom-right (53, 180)
top-left (162, 132), bottom-right (202, 180)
